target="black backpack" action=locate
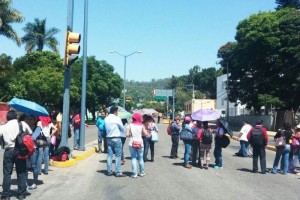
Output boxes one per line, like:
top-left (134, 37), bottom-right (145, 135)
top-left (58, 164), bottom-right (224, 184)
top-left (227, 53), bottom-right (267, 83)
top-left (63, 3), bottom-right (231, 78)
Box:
top-left (202, 128), bottom-right (212, 144)
top-left (251, 128), bottom-right (264, 146)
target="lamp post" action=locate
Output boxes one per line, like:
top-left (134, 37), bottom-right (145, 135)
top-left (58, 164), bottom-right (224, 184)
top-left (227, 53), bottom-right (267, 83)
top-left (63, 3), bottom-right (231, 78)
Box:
top-left (226, 61), bottom-right (229, 122)
top-left (110, 50), bottom-right (141, 109)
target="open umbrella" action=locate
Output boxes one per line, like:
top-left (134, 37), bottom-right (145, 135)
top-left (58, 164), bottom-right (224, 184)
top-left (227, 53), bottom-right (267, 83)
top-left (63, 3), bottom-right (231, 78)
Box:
top-left (8, 97), bottom-right (49, 116)
top-left (136, 108), bottom-right (158, 116)
top-left (218, 117), bottom-right (233, 136)
top-left (191, 109), bottom-right (220, 121)
top-left (118, 111), bottom-right (132, 119)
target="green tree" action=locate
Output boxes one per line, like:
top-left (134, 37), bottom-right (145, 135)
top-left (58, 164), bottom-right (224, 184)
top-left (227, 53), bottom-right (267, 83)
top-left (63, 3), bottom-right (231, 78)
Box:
top-left (0, 0), bottom-right (24, 46)
top-left (276, 0), bottom-right (300, 10)
top-left (22, 18), bottom-right (60, 52)
top-left (219, 8), bottom-right (300, 113)
top-left (9, 51), bottom-right (67, 106)
top-left (0, 53), bottom-right (14, 101)
top-left (71, 56), bottom-right (123, 120)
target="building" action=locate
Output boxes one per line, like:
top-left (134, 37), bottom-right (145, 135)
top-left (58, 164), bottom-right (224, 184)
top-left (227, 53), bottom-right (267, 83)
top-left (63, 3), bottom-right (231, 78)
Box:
top-left (184, 99), bottom-right (216, 115)
top-left (216, 74), bottom-right (249, 117)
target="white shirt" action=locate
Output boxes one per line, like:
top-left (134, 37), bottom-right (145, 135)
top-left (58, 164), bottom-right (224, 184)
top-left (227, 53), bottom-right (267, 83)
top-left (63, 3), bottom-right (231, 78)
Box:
top-left (104, 114), bottom-right (124, 138)
top-left (239, 124), bottom-right (252, 141)
top-left (0, 119), bottom-right (32, 149)
top-left (127, 123), bottom-right (144, 147)
top-left (37, 121), bottom-right (53, 138)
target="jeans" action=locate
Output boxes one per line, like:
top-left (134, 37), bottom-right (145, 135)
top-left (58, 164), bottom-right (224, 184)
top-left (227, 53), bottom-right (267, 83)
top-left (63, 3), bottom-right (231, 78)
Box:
top-left (239, 140), bottom-right (249, 157)
top-left (129, 146), bottom-right (145, 176)
top-left (252, 145), bottom-right (266, 173)
top-left (107, 137), bottom-right (122, 174)
top-left (184, 141), bottom-right (192, 164)
top-left (29, 149), bottom-right (39, 184)
top-left (121, 137), bottom-right (126, 161)
top-left (214, 145), bottom-right (222, 167)
top-left (272, 144), bottom-right (291, 174)
top-left (2, 148), bottom-right (27, 198)
top-left (37, 138), bottom-right (50, 174)
top-left (73, 127), bottom-right (80, 149)
top-left (98, 131), bottom-right (104, 151)
top-left (192, 140), bottom-right (200, 166)
top-left (143, 137), bottom-right (154, 161)
top-left (170, 135), bottom-right (179, 157)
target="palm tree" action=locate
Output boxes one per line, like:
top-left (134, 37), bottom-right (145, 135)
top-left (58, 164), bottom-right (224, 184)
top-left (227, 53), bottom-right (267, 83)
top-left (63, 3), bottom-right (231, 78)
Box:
top-left (0, 0), bottom-right (24, 46)
top-left (22, 18), bottom-right (60, 52)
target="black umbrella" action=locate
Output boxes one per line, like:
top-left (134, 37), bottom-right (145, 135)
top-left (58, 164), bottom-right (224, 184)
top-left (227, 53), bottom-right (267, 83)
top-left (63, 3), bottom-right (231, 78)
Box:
top-left (218, 117), bottom-right (233, 137)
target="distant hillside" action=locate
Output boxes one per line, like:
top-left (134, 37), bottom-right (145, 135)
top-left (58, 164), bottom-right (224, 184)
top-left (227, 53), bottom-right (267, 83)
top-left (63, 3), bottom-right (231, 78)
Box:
top-left (126, 78), bottom-right (170, 102)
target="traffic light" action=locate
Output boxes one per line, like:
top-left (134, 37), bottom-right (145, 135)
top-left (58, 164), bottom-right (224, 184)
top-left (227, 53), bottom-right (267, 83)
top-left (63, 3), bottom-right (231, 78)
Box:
top-left (64, 30), bottom-right (81, 66)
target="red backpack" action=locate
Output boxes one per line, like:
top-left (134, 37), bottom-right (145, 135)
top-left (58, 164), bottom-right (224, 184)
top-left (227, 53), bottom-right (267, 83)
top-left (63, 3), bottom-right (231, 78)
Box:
top-left (167, 124), bottom-right (172, 135)
top-left (14, 122), bottom-right (35, 159)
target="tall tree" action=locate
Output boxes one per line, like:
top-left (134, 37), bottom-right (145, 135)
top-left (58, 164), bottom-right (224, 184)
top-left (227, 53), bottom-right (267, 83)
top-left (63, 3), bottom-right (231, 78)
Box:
top-left (0, 0), bottom-right (24, 46)
top-left (22, 18), bottom-right (60, 52)
top-left (276, 0), bottom-right (300, 10)
top-left (9, 51), bottom-right (66, 106)
top-left (219, 8), bottom-right (300, 112)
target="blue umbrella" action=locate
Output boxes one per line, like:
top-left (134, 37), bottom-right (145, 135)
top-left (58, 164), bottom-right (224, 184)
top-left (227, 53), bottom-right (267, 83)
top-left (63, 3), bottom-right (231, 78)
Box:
top-left (8, 97), bottom-right (49, 116)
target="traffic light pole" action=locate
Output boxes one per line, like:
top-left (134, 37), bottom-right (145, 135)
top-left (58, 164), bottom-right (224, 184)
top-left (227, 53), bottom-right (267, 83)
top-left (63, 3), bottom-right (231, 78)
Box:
top-left (60, 0), bottom-right (74, 148)
top-left (78, 0), bottom-right (88, 151)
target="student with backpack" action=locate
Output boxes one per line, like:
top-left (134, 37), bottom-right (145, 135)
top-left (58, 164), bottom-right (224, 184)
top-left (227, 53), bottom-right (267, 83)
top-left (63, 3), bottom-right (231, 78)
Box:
top-left (0, 110), bottom-right (33, 200)
top-left (197, 121), bottom-right (213, 169)
top-left (247, 120), bottom-right (268, 174)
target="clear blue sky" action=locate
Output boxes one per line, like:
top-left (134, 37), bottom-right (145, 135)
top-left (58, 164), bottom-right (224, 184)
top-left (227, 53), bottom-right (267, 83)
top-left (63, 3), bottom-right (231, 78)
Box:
top-left (0, 0), bottom-right (276, 82)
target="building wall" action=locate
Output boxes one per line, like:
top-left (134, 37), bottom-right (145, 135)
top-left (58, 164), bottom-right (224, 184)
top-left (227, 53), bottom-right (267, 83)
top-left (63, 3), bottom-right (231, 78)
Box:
top-left (216, 74), bottom-right (241, 117)
top-left (184, 99), bottom-right (216, 115)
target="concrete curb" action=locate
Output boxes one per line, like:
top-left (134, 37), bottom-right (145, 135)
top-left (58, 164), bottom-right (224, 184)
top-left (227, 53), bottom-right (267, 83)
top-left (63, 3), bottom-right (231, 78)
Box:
top-left (50, 158), bottom-right (77, 168)
top-left (230, 136), bottom-right (276, 152)
top-left (74, 146), bottom-right (98, 161)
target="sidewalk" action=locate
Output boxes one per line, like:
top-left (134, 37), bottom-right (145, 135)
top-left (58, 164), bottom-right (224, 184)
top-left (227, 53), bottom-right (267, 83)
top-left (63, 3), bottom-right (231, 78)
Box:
top-left (50, 140), bottom-right (99, 168)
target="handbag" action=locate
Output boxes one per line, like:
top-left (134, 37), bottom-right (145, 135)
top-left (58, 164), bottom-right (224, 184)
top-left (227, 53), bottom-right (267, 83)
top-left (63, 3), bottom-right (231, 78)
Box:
top-left (132, 140), bottom-right (142, 149)
top-left (179, 129), bottom-right (193, 140)
top-left (50, 135), bottom-right (56, 145)
top-left (151, 130), bottom-right (158, 142)
top-left (36, 131), bottom-right (47, 147)
top-left (275, 137), bottom-right (286, 148)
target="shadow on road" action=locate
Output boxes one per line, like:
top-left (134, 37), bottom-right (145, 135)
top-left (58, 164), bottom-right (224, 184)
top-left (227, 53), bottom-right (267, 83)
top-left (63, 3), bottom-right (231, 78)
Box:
top-left (236, 168), bottom-right (254, 173)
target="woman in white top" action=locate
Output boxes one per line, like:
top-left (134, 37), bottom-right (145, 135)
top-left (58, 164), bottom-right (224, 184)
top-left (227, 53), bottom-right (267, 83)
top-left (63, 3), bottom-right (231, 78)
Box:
top-left (37, 116), bottom-right (57, 175)
top-left (127, 113), bottom-right (148, 178)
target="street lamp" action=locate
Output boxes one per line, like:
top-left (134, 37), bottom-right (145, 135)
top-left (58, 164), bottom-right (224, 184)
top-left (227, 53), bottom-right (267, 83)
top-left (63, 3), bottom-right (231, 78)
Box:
top-left (110, 50), bottom-right (141, 109)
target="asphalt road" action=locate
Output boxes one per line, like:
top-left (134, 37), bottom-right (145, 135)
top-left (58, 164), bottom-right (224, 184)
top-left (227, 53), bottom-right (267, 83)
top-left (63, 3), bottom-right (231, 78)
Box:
top-left (1, 124), bottom-right (300, 200)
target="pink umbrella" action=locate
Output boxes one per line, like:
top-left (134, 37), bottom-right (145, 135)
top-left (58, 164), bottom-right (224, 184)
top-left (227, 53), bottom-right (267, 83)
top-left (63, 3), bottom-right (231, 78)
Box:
top-left (191, 109), bottom-right (220, 121)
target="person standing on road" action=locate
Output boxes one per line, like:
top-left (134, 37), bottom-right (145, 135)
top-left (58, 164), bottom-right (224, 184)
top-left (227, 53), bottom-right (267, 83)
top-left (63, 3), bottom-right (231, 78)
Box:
top-left (104, 106), bottom-right (125, 177)
top-left (192, 120), bottom-right (202, 167)
top-left (0, 110), bottom-right (32, 200)
top-left (182, 116), bottom-right (193, 169)
top-left (37, 116), bottom-right (57, 175)
top-left (247, 120), bottom-right (268, 174)
top-left (212, 119), bottom-right (225, 169)
top-left (170, 116), bottom-right (181, 159)
top-left (95, 112), bottom-right (106, 153)
top-left (271, 122), bottom-right (292, 175)
top-left (197, 121), bottom-right (213, 169)
top-left (235, 120), bottom-right (252, 157)
top-left (143, 115), bottom-right (158, 162)
top-left (127, 113), bottom-right (148, 178)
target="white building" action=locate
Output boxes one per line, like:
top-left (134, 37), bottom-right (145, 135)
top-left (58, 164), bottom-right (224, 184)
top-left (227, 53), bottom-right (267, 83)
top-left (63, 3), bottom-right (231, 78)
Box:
top-left (216, 74), bottom-right (248, 117)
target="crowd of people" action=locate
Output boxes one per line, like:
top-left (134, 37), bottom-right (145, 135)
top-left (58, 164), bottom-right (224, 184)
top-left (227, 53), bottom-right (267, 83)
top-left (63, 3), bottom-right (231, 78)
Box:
top-left (168, 116), bottom-right (300, 175)
top-left (96, 106), bottom-right (159, 178)
top-left (0, 108), bottom-right (68, 200)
